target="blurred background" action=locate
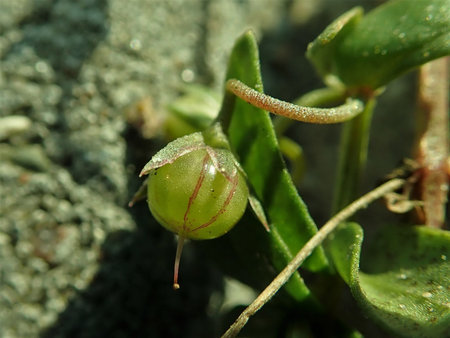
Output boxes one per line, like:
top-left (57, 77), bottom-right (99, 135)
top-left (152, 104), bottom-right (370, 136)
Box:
top-left (0, 0), bottom-right (415, 337)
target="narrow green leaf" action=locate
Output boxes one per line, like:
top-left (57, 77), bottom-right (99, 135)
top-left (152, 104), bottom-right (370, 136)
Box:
top-left (328, 223), bottom-right (450, 337)
top-left (307, 0), bottom-right (450, 89)
top-left (215, 30), bottom-right (329, 301)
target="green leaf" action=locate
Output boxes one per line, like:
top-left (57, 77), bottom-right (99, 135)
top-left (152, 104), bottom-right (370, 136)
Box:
top-left (306, 6), bottom-right (363, 88)
top-left (167, 84), bottom-right (220, 130)
top-left (328, 223), bottom-right (450, 337)
top-left (213, 30), bottom-right (329, 302)
top-left (307, 0), bottom-right (450, 89)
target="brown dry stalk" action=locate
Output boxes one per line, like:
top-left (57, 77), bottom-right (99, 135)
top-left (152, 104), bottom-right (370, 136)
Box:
top-left (415, 57), bottom-right (449, 228)
top-left (221, 178), bottom-right (405, 338)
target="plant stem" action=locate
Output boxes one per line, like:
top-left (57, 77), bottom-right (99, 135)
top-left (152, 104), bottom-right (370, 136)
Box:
top-left (414, 57), bottom-right (449, 228)
top-left (273, 86), bottom-right (346, 136)
top-left (221, 178), bottom-right (405, 338)
top-left (226, 79), bottom-right (363, 124)
top-left (173, 236), bottom-right (185, 290)
top-left (332, 97), bottom-right (376, 214)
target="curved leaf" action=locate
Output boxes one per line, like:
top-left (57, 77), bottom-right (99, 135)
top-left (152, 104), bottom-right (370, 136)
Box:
top-left (167, 85), bottom-right (220, 130)
top-left (328, 223), bottom-right (450, 337)
top-left (306, 6), bottom-right (363, 88)
top-left (307, 0), bottom-right (450, 89)
top-left (211, 31), bottom-right (329, 302)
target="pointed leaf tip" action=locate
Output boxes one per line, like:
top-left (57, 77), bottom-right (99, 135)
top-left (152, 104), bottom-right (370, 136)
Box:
top-left (139, 132), bottom-right (207, 176)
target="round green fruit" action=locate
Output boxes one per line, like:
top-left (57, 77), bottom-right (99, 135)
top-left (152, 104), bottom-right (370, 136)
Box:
top-left (147, 148), bottom-right (249, 240)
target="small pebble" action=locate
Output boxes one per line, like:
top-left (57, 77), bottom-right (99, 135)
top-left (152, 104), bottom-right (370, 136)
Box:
top-left (0, 115), bottom-right (32, 140)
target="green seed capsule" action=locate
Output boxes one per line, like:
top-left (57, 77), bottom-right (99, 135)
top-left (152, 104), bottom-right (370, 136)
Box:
top-left (147, 148), bottom-right (249, 240)
top-left (132, 123), bottom-right (267, 289)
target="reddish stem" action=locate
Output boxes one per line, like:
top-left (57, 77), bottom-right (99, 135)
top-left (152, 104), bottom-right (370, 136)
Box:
top-left (415, 57), bottom-right (449, 228)
top-left (173, 236), bottom-right (185, 290)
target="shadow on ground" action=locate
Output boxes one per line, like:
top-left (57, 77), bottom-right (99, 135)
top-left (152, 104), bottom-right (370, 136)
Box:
top-left (41, 212), bottom-right (222, 338)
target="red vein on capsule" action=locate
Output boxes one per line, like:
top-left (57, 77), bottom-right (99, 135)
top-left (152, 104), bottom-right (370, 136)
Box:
top-left (183, 154), bottom-right (209, 233)
top-left (191, 173), bottom-right (239, 232)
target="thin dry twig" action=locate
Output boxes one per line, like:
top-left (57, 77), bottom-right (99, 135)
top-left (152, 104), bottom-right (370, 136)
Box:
top-left (221, 178), bottom-right (405, 338)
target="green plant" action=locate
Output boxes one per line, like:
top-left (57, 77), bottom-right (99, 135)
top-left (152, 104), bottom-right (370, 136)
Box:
top-left (132, 0), bottom-right (449, 336)
top-left (131, 123), bottom-right (268, 289)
